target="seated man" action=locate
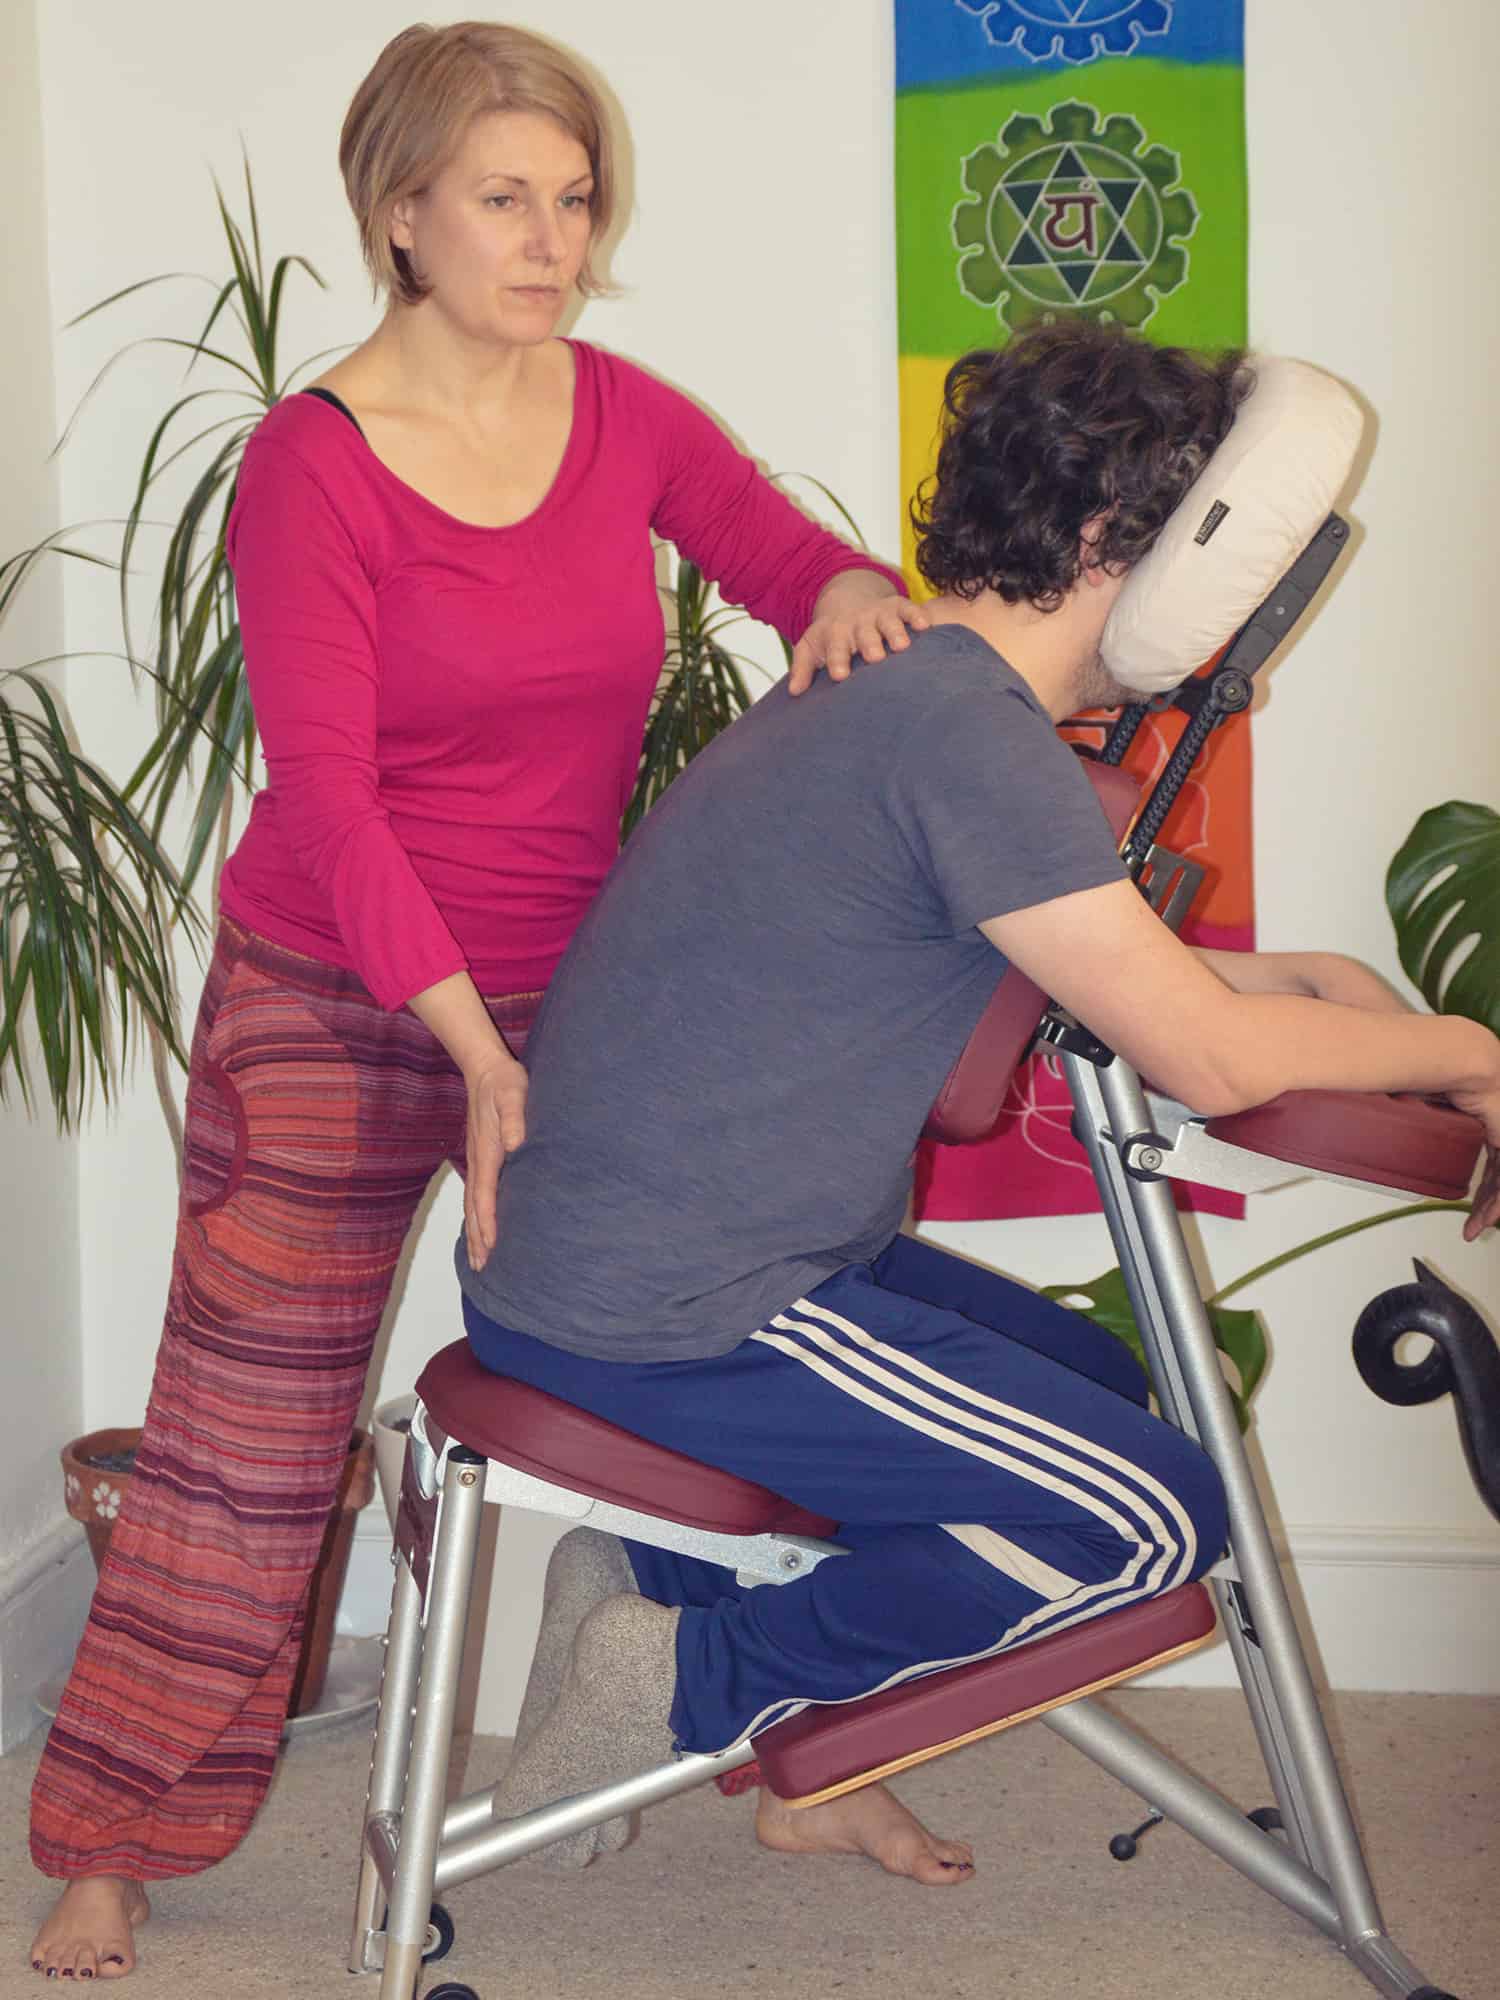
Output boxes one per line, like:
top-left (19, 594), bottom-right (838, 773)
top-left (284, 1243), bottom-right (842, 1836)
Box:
top-left (456, 322), bottom-right (1500, 1885)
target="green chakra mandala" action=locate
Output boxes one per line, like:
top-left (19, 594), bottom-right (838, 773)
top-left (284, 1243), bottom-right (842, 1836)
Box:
top-left (953, 101), bottom-right (1198, 331)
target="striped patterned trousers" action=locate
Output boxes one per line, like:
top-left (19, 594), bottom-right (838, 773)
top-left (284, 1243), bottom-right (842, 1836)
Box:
top-left (464, 1234), bottom-right (1228, 1755)
top-left (30, 919), bottom-right (538, 1881)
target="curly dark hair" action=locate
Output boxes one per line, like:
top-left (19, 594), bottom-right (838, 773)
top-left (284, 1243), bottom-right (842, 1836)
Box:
top-left (911, 321), bottom-right (1252, 609)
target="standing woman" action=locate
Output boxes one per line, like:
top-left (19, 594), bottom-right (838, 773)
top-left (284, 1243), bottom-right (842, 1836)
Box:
top-left (28, 21), bottom-right (925, 1980)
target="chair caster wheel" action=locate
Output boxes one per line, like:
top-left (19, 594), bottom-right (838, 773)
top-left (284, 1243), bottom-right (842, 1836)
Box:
top-left (424, 1902), bottom-right (456, 1963)
top-left (1246, 1806), bottom-right (1283, 1834)
top-left (425, 1985), bottom-right (479, 2000)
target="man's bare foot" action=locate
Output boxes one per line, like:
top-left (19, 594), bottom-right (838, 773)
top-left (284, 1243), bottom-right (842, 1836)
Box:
top-left (755, 1780), bottom-right (975, 1885)
top-left (29, 1877), bottom-right (150, 1980)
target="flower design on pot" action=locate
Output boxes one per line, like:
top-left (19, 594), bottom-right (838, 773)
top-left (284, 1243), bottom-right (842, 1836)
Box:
top-left (92, 1482), bottom-right (121, 1520)
top-left (65, 1473), bottom-right (81, 1505)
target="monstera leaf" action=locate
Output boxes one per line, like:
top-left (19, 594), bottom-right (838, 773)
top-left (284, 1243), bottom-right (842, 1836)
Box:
top-left (1386, 801), bottom-right (1500, 1036)
top-left (1042, 1268), bottom-right (1267, 1432)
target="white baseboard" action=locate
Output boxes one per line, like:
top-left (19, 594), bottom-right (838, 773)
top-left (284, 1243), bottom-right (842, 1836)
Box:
top-left (340, 1509), bottom-right (1500, 1729)
top-left (7, 1507), bottom-right (1487, 1755)
top-left (1139, 1527), bottom-right (1500, 1694)
top-left (0, 1517), bottom-right (95, 1752)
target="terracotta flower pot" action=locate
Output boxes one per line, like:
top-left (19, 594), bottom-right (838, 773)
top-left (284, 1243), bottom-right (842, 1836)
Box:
top-left (60, 1426), bottom-right (376, 1718)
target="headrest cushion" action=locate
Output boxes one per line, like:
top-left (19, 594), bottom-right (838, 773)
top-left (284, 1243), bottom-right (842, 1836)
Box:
top-left (1100, 357), bottom-right (1365, 695)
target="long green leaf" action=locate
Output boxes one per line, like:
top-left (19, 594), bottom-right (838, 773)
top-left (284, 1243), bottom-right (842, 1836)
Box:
top-left (267, 256), bottom-right (327, 358)
top-left (119, 395), bottom-right (245, 660)
top-left (137, 413), bottom-right (259, 494)
top-left (151, 332), bottom-right (266, 394)
top-left (0, 538), bottom-right (113, 622)
top-left (278, 342), bottom-right (356, 397)
top-left (242, 144), bottom-right (266, 291)
top-left (773, 471), bottom-right (872, 549)
top-left (214, 179), bottom-right (271, 388)
top-left (63, 271), bottom-right (213, 330)
top-left (188, 276), bottom-right (243, 372)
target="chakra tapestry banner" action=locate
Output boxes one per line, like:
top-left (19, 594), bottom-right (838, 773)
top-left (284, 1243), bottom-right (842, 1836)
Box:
top-left (896, 0), bottom-right (1250, 1222)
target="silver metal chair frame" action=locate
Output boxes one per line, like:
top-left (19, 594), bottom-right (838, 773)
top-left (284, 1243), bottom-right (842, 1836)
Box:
top-left (349, 1047), bottom-right (1462, 2000)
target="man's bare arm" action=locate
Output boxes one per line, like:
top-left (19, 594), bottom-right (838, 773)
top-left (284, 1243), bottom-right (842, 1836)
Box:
top-left (1191, 946), bottom-right (1413, 1014)
top-left (980, 879), bottom-right (1500, 1235)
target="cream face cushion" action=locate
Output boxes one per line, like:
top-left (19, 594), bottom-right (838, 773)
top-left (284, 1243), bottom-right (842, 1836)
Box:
top-left (1100, 357), bottom-right (1366, 696)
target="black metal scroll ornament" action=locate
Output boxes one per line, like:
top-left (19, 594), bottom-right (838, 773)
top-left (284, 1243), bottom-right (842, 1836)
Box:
top-left (1352, 1260), bottom-right (1500, 1522)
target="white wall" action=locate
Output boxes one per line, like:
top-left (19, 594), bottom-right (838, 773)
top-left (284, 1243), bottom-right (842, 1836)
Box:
top-left (22, 0), bottom-right (1500, 1736)
top-left (0, 0), bottom-right (91, 1749)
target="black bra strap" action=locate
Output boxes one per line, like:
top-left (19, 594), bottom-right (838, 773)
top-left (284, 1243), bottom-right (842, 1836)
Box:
top-left (302, 386), bottom-right (365, 437)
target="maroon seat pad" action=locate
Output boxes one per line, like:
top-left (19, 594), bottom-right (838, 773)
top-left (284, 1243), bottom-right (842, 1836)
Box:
top-left (416, 1342), bottom-right (837, 1538)
top-left (1206, 1091), bottom-right (1483, 1202)
top-left (924, 760), bottom-right (1143, 1145)
top-left (753, 1582), bottom-right (1215, 1801)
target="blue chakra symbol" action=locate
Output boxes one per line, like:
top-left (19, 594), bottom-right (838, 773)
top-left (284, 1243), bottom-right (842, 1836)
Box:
top-left (956, 0), bottom-right (1172, 65)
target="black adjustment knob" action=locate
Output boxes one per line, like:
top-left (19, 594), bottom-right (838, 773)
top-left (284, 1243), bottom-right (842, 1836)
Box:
top-left (1108, 1808), bottom-right (1164, 1860)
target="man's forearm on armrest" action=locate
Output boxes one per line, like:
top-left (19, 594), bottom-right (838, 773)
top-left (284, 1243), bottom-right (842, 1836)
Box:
top-left (1191, 947), bottom-right (1414, 1014)
top-left (982, 881), bottom-right (1500, 1128)
top-left (1194, 994), bottom-right (1500, 1119)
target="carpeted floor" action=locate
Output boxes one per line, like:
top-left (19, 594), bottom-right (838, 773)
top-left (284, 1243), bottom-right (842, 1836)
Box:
top-left (4, 1687), bottom-right (1497, 2000)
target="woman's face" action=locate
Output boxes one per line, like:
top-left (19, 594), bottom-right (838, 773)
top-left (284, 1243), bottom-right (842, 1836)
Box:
top-left (390, 108), bottom-right (596, 346)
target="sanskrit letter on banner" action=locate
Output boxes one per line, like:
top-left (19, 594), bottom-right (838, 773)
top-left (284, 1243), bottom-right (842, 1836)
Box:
top-left (895, 0), bottom-right (1250, 1223)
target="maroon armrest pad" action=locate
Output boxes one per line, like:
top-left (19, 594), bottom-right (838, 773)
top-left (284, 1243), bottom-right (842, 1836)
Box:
top-left (1205, 1091), bottom-right (1484, 1202)
top-left (417, 1341), bottom-right (837, 1539)
top-left (754, 1582), bottom-right (1215, 1801)
top-left (924, 759), bottom-right (1143, 1146)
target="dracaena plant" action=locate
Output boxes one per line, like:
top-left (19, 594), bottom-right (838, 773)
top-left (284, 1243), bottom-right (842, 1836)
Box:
top-left (0, 539), bottom-right (189, 1125)
top-left (621, 556), bottom-right (756, 842)
top-left (61, 155), bottom-right (334, 903)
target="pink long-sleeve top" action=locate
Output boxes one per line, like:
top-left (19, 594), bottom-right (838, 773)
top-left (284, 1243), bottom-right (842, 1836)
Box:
top-left (221, 340), bottom-right (901, 1009)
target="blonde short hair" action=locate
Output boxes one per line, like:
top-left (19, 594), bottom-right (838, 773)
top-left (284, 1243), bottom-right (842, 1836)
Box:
top-left (339, 21), bottom-right (617, 305)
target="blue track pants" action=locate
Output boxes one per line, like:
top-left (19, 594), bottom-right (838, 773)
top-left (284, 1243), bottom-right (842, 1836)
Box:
top-left (463, 1234), bottom-right (1226, 1756)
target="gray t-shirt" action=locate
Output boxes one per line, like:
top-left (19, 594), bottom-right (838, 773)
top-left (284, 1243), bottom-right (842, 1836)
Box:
top-left (458, 626), bottom-right (1125, 1360)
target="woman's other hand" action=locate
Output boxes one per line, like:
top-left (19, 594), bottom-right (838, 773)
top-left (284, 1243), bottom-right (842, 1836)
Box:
top-left (463, 1049), bottom-right (529, 1269)
top-left (406, 969), bottom-right (530, 1269)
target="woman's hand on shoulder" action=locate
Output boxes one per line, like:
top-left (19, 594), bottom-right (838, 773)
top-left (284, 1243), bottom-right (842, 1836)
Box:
top-left (788, 572), bottom-right (929, 694)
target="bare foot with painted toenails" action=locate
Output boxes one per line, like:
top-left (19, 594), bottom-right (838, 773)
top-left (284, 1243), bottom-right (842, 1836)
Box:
top-left (29, 1876), bottom-right (150, 1981)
